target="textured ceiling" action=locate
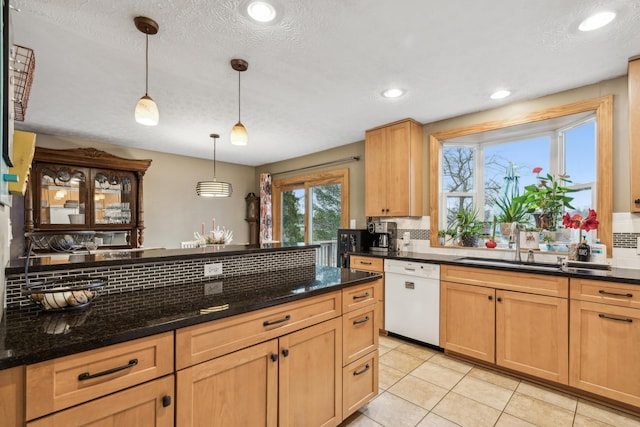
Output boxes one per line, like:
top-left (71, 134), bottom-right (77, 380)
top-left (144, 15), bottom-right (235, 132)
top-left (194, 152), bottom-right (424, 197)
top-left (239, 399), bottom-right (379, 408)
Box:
top-left (10, 0), bottom-right (640, 166)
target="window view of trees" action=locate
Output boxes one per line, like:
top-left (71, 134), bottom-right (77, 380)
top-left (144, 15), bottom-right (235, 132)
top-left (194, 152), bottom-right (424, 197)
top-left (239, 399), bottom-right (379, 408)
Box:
top-left (282, 189), bottom-right (305, 245)
top-left (311, 184), bottom-right (341, 242)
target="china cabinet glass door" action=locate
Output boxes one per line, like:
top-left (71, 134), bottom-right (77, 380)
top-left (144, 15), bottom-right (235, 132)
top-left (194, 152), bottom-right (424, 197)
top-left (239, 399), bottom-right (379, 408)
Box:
top-left (93, 170), bottom-right (135, 226)
top-left (37, 165), bottom-right (88, 226)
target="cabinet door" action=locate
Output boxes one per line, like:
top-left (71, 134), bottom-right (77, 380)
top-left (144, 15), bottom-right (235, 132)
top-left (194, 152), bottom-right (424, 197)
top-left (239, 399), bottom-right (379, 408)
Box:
top-left (570, 300), bottom-right (640, 407)
top-left (279, 317), bottom-right (342, 427)
top-left (92, 170), bottom-right (136, 227)
top-left (27, 375), bottom-right (174, 427)
top-left (629, 57), bottom-right (640, 212)
top-left (176, 339), bottom-right (278, 427)
top-left (440, 281), bottom-right (495, 362)
top-left (34, 163), bottom-right (89, 228)
top-left (0, 366), bottom-right (24, 427)
top-left (496, 290), bottom-right (568, 383)
top-left (364, 127), bottom-right (388, 216)
top-left (385, 121), bottom-right (412, 217)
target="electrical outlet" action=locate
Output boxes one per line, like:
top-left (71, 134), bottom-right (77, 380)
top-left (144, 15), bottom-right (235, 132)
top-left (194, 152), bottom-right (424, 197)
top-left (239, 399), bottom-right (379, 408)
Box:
top-left (204, 263), bottom-right (223, 277)
top-left (203, 281), bottom-right (223, 295)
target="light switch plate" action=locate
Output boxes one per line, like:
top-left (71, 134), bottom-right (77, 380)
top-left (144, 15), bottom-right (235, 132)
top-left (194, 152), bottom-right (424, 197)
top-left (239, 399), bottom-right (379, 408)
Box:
top-left (204, 263), bottom-right (223, 277)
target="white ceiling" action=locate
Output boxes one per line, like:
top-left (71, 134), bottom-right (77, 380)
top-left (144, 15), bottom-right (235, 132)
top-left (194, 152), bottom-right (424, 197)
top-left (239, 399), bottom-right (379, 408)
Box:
top-left (10, 0), bottom-right (640, 167)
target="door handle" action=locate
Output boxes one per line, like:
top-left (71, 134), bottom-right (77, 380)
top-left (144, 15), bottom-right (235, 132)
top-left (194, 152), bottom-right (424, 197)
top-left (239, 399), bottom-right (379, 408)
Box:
top-left (78, 359), bottom-right (138, 381)
top-left (263, 314), bottom-right (291, 327)
top-left (598, 290), bottom-right (633, 298)
top-left (353, 292), bottom-right (370, 300)
top-left (353, 316), bottom-right (370, 325)
top-left (598, 313), bottom-right (633, 323)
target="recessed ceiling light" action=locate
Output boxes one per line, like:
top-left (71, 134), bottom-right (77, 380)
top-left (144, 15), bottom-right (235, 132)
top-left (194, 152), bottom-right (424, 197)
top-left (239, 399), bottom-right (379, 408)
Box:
top-left (247, 1), bottom-right (277, 22)
top-left (579, 11), bottom-right (616, 32)
top-left (490, 90), bottom-right (511, 100)
top-left (382, 88), bottom-right (405, 98)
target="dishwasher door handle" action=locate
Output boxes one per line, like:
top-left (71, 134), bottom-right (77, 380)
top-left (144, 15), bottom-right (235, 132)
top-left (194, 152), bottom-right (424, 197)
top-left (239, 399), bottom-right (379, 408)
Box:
top-left (405, 281), bottom-right (415, 289)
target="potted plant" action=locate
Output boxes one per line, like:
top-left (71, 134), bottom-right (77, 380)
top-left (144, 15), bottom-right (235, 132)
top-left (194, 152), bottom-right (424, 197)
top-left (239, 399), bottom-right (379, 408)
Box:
top-left (449, 206), bottom-right (483, 247)
top-left (513, 167), bottom-right (576, 231)
top-left (494, 194), bottom-right (530, 237)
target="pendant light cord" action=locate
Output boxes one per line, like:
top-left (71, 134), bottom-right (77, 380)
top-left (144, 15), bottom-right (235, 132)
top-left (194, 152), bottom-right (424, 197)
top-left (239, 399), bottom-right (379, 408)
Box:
top-left (213, 136), bottom-right (217, 179)
top-left (237, 71), bottom-right (241, 122)
top-left (145, 33), bottom-right (149, 96)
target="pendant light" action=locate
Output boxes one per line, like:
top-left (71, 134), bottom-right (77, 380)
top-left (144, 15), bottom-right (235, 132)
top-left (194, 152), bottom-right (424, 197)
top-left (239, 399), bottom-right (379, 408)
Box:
top-left (230, 59), bottom-right (249, 146)
top-left (134, 16), bottom-right (159, 126)
top-left (196, 134), bottom-right (233, 197)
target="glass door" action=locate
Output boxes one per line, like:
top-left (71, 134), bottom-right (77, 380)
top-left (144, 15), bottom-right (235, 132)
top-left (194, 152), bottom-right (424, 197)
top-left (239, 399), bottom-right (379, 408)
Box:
top-left (281, 186), bottom-right (306, 246)
top-left (37, 164), bottom-right (88, 227)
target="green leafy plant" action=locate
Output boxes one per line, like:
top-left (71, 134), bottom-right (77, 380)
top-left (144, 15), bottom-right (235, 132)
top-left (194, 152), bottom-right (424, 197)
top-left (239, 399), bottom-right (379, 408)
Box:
top-left (513, 167), bottom-right (576, 230)
top-left (494, 195), bottom-right (530, 224)
top-left (448, 206), bottom-right (483, 246)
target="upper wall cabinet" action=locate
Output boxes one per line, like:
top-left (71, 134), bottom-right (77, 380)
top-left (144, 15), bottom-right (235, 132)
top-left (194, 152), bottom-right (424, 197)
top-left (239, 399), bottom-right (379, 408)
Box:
top-left (26, 147), bottom-right (152, 248)
top-left (365, 119), bottom-right (423, 217)
top-left (629, 56), bottom-right (640, 212)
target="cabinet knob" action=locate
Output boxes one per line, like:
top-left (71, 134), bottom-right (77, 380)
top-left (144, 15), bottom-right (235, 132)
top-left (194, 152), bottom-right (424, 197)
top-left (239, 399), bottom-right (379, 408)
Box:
top-left (497, 297), bottom-right (502, 302)
top-left (488, 295), bottom-right (493, 301)
top-left (270, 353), bottom-right (278, 362)
top-left (282, 348), bottom-right (290, 357)
top-left (635, 198), bottom-right (640, 204)
top-left (162, 395), bottom-right (172, 407)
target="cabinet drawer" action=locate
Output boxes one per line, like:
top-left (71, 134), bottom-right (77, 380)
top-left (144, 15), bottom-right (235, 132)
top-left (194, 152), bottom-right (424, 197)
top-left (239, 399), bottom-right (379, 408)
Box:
top-left (570, 278), bottom-right (640, 309)
top-left (350, 256), bottom-right (384, 273)
top-left (26, 332), bottom-right (174, 421)
top-left (343, 304), bottom-right (378, 366)
top-left (27, 375), bottom-right (174, 427)
top-left (343, 350), bottom-right (378, 419)
top-left (176, 291), bottom-right (341, 369)
top-left (342, 279), bottom-right (380, 313)
top-left (441, 264), bottom-right (568, 298)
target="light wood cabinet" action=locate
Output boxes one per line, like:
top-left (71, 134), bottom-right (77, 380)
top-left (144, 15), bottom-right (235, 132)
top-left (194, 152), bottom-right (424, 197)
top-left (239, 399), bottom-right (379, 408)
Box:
top-left (629, 56), bottom-right (640, 211)
top-left (440, 266), bottom-right (569, 384)
top-left (25, 332), bottom-right (174, 421)
top-left (27, 375), bottom-right (174, 427)
top-left (0, 365), bottom-right (24, 427)
top-left (496, 290), bottom-right (568, 383)
top-left (348, 256), bottom-right (385, 332)
top-left (365, 119), bottom-right (423, 217)
top-left (440, 281), bottom-right (495, 362)
top-left (176, 339), bottom-right (279, 426)
top-left (570, 280), bottom-right (640, 407)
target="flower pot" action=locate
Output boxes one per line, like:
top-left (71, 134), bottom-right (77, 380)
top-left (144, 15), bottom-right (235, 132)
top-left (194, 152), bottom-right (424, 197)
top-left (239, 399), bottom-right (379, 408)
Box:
top-left (520, 230), bottom-right (540, 250)
top-left (461, 235), bottom-right (479, 247)
top-left (499, 222), bottom-right (512, 237)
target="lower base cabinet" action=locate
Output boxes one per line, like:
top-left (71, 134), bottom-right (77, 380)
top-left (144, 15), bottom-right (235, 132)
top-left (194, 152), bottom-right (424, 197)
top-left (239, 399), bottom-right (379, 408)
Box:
top-left (27, 375), bottom-right (175, 427)
top-left (343, 350), bottom-right (379, 419)
top-left (177, 317), bottom-right (343, 427)
top-left (0, 365), bottom-right (24, 427)
top-left (570, 300), bottom-right (640, 407)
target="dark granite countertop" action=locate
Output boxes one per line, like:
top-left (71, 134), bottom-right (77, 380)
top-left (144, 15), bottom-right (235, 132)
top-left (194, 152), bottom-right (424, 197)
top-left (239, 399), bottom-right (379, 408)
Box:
top-left (0, 266), bottom-right (381, 370)
top-left (5, 243), bottom-right (319, 275)
top-left (351, 251), bottom-right (640, 284)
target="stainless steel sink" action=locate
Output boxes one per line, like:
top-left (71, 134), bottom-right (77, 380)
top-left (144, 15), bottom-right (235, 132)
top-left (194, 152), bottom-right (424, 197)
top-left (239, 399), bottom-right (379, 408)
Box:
top-left (454, 256), bottom-right (563, 271)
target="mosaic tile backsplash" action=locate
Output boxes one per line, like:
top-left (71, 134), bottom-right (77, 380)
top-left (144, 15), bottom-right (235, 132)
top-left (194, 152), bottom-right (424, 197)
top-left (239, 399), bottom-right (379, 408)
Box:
top-left (5, 248), bottom-right (316, 308)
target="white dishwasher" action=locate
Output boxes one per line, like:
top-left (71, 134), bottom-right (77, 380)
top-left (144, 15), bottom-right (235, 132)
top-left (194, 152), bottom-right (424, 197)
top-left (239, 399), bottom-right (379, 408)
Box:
top-left (384, 259), bottom-right (440, 347)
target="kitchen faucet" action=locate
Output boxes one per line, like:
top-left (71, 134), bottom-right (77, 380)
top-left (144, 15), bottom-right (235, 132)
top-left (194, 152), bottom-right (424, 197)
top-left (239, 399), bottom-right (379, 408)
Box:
top-left (512, 222), bottom-right (522, 262)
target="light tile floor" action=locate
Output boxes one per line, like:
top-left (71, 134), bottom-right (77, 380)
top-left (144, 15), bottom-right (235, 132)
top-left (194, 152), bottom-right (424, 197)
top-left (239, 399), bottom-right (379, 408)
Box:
top-left (339, 335), bottom-right (640, 427)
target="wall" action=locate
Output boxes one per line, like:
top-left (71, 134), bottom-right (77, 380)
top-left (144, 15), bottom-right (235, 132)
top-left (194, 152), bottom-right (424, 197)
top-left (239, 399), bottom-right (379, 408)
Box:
top-left (254, 140), bottom-right (367, 227)
top-left (11, 134), bottom-right (257, 254)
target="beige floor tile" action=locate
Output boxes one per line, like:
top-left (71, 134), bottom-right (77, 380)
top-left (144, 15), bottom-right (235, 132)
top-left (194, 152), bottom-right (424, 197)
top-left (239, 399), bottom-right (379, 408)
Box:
top-left (451, 375), bottom-right (514, 411)
top-left (395, 343), bottom-right (438, 360)
top-left (515, 381), bottom-right (577, 412)
top-left (378, 363), bottom-right (406, 390)
top-left (416, 412), bottom-right (460, 427)
top-left (379, 349), bottom-right (424, 373)
top-left (411, 360), bottom-right (465, 390)
top-left (504, 393), bottom-right (574, 427)
top-left (467, 366), bottom-right (520, 391)
top-left (494, 413), bottom-right (538, 427)
top-left (573, 413), bottom-right (616, 427)
top-left (338, 411), bottom-right (384, 427)
top-left (359, 391), bottom-right (428, 427)
top-left (428, 353), bottom-right (473, 374)
top-left (432, 391), bottom-right (501, 427)
top-left (378, 344), bottom-right (393, 357)
top-left (379, 335), bottom-right (404, 349)
top-left (388, 374), bottom-right (449, 410)
top-left (576, 400), bottom-right (640, 427)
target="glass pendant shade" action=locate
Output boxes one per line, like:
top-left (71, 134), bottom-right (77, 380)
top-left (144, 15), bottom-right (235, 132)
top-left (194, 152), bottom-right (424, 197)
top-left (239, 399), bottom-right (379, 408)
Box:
top-left (135, 95), bottom-right (159, 126)
top-left (230, 122), bottom-right (248, 146)
top-left (196, 179), bottom-right (233, 197)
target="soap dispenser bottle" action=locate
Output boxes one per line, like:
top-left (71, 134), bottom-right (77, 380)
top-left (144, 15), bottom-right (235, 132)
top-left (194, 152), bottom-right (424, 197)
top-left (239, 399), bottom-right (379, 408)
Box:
top-left (577, 238), bottom-right (591, 262)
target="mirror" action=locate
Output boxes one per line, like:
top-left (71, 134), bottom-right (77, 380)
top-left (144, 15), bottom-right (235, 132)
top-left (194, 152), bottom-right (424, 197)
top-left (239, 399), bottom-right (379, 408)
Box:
top-left (429, 95), bottom-right (613, 256)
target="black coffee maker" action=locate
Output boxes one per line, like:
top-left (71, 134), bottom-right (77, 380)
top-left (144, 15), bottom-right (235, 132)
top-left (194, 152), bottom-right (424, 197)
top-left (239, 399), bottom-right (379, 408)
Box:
top-left (337, 229), bottom-right (372, 267)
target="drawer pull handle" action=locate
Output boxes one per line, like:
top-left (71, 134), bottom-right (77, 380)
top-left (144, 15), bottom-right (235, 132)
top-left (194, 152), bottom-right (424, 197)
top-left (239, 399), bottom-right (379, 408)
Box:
top-left (353, 292), bottom-right (370, 300)
top-left (598, 290), bottom-right (633, 298)
top-left (263, 314), bottom-right (291, 327)
top-left (353, 316), bottom-right (370, 325)
top-left (78, 359), bottom-right (138, 381)
top-left (162, 395), bottom-right (172, 408)
top-left (353, 364), bottom-right (370, 376)
top-left (599, 313), bottom-right (633, 323)
top-left (359, 261), bottom-right (373, 265)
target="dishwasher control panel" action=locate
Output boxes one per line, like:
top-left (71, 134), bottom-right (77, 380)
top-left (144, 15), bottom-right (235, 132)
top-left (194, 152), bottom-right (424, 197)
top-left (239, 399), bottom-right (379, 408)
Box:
top-left (384, 259), bottom-right (440, 278)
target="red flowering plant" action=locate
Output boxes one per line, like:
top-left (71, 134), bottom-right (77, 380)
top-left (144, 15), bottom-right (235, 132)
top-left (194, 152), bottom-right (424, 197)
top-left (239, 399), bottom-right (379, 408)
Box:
top-left (562, 209), bottom-right (599, 233)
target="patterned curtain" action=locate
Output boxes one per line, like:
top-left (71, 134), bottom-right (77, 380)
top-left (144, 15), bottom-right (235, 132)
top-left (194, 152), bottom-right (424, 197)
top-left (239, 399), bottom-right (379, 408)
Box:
top-left (259, 173), bottom-right (272, 243)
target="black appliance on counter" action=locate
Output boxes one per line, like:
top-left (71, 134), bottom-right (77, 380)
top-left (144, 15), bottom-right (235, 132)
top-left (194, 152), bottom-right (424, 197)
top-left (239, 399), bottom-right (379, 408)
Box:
top-left (337, 229), bottom-right (372, 268)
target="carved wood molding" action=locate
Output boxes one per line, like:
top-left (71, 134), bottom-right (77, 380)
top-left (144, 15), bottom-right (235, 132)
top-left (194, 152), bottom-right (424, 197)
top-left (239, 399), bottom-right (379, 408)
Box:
top-left (34, 147), bottom-right (152, 172)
